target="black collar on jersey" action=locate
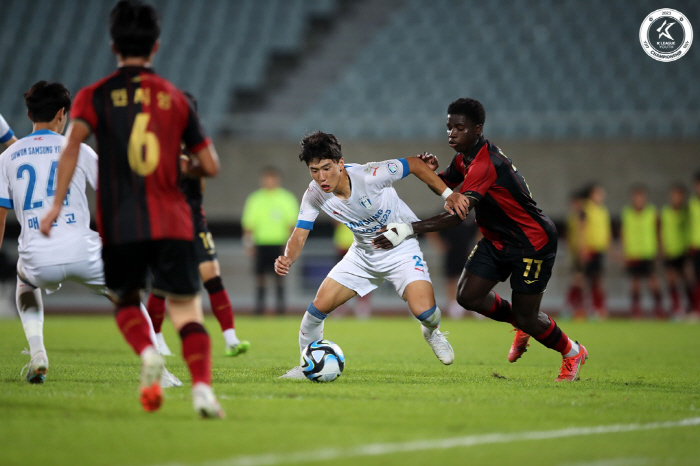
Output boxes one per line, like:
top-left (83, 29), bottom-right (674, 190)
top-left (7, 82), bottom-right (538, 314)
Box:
top-left (117, 65), bottom-right (156, 74)
top-left (461, 136), bottom-right (487, 164)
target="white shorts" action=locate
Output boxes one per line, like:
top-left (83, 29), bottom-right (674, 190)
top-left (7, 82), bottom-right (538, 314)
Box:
top-left (328, 238), bottom-right (431, 299)
top-left (17, 257), bottom-right (107, 295)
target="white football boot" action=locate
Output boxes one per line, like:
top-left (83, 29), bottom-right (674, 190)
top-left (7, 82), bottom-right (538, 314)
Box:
top-left (161, 367), bottom-right (183, 388)
top-left (422, 327), bottom-right (455, 365)
top-left (278, 366), bottom-right (306, 380)
top-left (22, 350), bottom-right (49, 384)
top-left (192, 382), bottom-right (224, 419)
top-left (155, 333), bottom-right (173, 356)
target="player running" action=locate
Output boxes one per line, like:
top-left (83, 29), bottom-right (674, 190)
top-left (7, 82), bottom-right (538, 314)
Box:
top-left (40, 0), bottom-right (223, 417)
top-left (146, 93), bottom-right (249, 358)
top-left (276, 131), bottom-right (469, 379)
top-left (373, 98), bottom-right (589, 382)
top-left (0, 81), bottom-right (180, 387)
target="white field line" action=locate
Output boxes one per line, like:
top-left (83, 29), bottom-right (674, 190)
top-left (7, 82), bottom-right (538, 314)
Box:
top-left (160, 417), bottom-right (700, 466)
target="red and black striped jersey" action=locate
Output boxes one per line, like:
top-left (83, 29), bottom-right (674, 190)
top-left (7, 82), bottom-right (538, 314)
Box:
top-left (71, 66), bottom-right (211, 245)
top-left (439, 137), bottom-right (557, 254)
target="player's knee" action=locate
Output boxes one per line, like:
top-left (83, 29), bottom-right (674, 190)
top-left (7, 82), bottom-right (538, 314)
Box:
top-left (114, 290), bottom-right (141, 308)
top-left (456, 290), bottom-right (482, 311)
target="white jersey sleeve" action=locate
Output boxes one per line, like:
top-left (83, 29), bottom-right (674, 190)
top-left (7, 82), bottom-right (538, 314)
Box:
top-left (0, 148), bottom-right (12, 208)
top-left (0, 113), bottom-right (14, 144)
top-left (295, 182), bottom-right (323, 230)
top-left (77, 143), bottom-right (98, 190)
top-left (362, 158), bottom-right (410, 189)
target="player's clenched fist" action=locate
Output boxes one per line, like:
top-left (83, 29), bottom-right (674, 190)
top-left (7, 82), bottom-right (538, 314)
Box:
top-left (445, 193), bottom-right (470, 219)
top-left (417, 152), bottom-right (439, 171)
top-left (275, 255), bottom-right (292, 276)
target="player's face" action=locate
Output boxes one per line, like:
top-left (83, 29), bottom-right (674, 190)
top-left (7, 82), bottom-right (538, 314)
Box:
top-left (308, 158), bottom-right (344, 193)
top-left (446, 114), bottom-right (482, 154)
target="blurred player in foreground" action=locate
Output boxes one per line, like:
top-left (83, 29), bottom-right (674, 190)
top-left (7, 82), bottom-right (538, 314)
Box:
top-left (147, 93), bottom-right (249, 357)
top-left (40, 0), bottom-right (222, 417)
top-left (0, 112), bottom-right (18, 148)
top-left (0, 81), bottom-right (179, 387)
top-left (373, 98), bottom-right (588, 381)
top-left (276, 131), bottom-right (469, 378)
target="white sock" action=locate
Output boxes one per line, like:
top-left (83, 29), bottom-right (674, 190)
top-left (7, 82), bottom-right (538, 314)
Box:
top-left (16, 280), bottom-right (45, 356)
top-left (563, 340), bottom-right (580, 358)
top-left (222, 328), bottom-right (239, 346)
top-left (139, 303), bottom-right (159, 350)
top-left (299, 305), bottom-right (327, 354)
top-left (416, 305), bottom-right (442, 334)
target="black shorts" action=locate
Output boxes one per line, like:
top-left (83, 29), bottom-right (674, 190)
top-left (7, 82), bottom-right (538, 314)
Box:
top-left (193, 219), bottom-right (218, 264)
top-left (664, 255), bottom-right (687, 271)
top-left (584, 252), bottom-right (605, 278)
top-left (255, 245), bottom-right (283, 275)
top-left (465, 238), bottom-right (556, 294)
top-left (103, 240), bottom-right (200, 299)
top-left (626, 259), bottom-right (654, 277)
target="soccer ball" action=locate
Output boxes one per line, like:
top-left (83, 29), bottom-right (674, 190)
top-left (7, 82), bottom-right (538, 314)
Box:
top-left (301, 339), bottom-right (345, 382)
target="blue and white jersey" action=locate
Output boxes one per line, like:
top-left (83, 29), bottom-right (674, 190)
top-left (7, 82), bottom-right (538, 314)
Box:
top-left (296, 159), bottom-right (420, 253)
top-left (0, 129), bottom-right (101, 268)
top-left (0, 113), bottom-right (14, 144)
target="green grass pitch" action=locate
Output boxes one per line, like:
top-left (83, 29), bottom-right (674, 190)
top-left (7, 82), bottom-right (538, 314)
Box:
top-left (1, 314), bottom-right (699, 466)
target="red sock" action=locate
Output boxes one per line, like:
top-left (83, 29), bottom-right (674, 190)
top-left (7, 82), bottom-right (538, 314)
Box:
top-left (592, 280), bottom-right (605, 310)
top-left (533, 316), bottom-right (572, 355)
top-left (631, 289), bottom-right (642, 317)
top-left (204, 277), bottom-right (234, 331)
top-left (483, 293), bottom-right (514, 325)
top-left (180, 322), bottom-right (211, 385)
top-left (115, 305), bottom-right (153, 355)
top-left (146, 293), bottom-right (166, 333)
top-left (567, 285), bottom-right (584, 309)
top-left (669, 285), bottom-right (680, 311)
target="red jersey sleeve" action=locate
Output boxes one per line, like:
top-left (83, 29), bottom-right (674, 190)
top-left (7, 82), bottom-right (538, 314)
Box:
top-left (459, 146), bottom-right (497, 202)
top-left (439, 153), bottom-right (467, 189)
top-left (71, 87), bottom-right (98, 133)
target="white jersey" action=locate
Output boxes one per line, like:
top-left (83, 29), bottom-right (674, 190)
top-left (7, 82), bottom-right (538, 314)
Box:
top-left (0, 129), bottom-right (101, 268)
top-left (297, 159), bottom-right (420, 255)
top-left (0, 113), bottom-right (14, 144)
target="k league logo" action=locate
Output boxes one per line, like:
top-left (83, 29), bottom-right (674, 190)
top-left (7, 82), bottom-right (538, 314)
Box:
top-left (639, 8), bottom-right (693, 62)
top-left (359, 196), bottom-right (372, 209)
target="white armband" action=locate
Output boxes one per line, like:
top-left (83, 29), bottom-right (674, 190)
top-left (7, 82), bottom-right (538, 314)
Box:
top-left (440, 187), bottom-right (453, 200)
top-left (382, 223), bottom-right (414, 247)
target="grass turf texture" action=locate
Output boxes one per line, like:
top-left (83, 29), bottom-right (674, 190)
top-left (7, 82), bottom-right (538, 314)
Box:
top-left (1, 315), bottom-right (699, 466)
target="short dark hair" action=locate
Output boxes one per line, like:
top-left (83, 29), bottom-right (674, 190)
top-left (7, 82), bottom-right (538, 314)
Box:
top-left (630, 184), bottom-right (648, 194)
top-left (110, 0), bottom-right (160, 58)
top-left (447, 98), bottom-right (486, 126)
top-left (299, 131), bottom-right (342, 165)
top-left (24, 81), bottom-right (71, 123)
top-left (694, 171), bottom-right (700, 182)
top-left (261, 166), bottom-right (280, 177)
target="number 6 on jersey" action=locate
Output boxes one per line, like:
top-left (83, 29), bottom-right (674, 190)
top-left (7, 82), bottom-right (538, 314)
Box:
top-left (128, 112), bottom-right (160, 176)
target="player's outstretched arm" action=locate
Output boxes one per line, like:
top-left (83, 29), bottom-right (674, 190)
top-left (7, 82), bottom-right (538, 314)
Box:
top-left (2, 135), bottom-right (18, 148)
top-left (39, 121), bottom-right (88, 236)
top-left (405, 156), bottom-right (469, 218)
top-left (274, 227), bottom-right (310, 276)
top-left (372, 212), bottom-right (465, 250)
